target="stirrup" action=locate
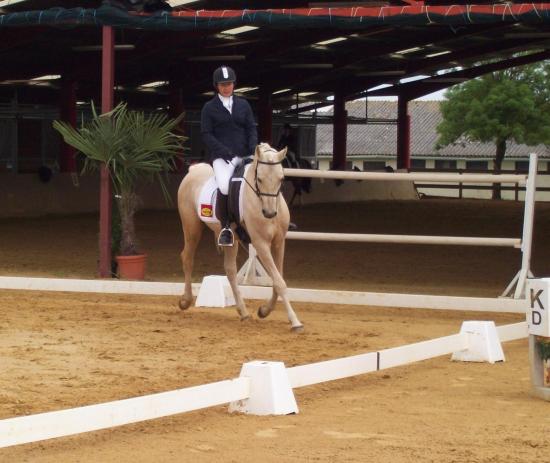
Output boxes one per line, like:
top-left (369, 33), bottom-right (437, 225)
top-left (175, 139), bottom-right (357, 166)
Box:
top-left (218, 227), bottom-right (234, 247)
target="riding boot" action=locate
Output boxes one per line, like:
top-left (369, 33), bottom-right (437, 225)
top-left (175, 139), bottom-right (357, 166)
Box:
top-left (216, 191), bottom-right (234, 247)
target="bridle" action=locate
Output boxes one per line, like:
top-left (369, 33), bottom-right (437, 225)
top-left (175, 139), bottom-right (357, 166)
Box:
top-left (244, 157), bottom-right (284, 198)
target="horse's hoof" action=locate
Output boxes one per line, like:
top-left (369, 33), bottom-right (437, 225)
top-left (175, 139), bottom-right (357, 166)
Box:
top-left (240, 314), bottom-right (251, 322)
top-left (257, 305), bottom-right (270, 319)
top-left (179, 298), bottom-right (192, 311)
top-left (291, 325), bottom-right (304, 334)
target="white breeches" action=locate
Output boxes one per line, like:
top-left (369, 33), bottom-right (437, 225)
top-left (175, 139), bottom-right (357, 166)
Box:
top-left (213, 157), bottom-right (242, 195)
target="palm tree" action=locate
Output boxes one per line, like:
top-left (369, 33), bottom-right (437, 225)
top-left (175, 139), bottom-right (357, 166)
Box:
top-left (53, 102), bottom-right (185, 256)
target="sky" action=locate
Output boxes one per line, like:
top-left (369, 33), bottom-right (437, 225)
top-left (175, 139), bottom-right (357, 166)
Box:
top-left (367, 88), bottom-right (447, 101)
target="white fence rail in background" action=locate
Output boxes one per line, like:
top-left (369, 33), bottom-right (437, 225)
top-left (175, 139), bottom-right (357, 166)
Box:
top-left (283, 168), bottom-right (528, 185)
top-left (286, 231), bottom-right (521, 247)
top-left (274, 153), bottom-right (539, 299)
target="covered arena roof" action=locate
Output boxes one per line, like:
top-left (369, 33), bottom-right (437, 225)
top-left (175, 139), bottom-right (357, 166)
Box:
top-left (0, 1), bottom-right (550, 112)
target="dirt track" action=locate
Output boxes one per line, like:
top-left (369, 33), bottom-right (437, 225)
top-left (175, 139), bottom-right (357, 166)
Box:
top-left (1, 199), bottom-right (550, 462)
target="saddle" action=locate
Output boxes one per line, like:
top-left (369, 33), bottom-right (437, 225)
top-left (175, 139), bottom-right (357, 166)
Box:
top-left (197, 160), bottom-right (252, 244)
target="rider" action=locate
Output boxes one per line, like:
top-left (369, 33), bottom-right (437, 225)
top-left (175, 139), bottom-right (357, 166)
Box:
top-left (277, 123), bottom-right (298, 168)
top-left (201, 65), bottom-right (258, 247)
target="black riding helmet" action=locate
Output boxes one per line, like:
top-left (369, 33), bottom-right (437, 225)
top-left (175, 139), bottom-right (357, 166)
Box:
top-left (213, 66), bottom-right (236, 87)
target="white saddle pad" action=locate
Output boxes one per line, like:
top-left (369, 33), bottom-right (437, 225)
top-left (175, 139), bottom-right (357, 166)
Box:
top-left (197, 165), bottom-right (249, 224)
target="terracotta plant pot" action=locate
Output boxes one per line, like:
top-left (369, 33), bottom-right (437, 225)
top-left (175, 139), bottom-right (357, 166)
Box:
top-left (115, 254), bottom-right (147, 280)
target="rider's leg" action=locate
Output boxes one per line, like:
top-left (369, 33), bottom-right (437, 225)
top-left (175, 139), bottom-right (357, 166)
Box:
top-left (213, 158), bottom-right (237, 246)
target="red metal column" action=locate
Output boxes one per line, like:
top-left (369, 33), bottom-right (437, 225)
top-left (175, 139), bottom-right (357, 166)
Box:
top-left (98, 26), bottom-right (115, 278)
top-left (59, 78), bottom-right (77, 172)
top-left (332, 90), bottom-right (347, 170)
top-left (169, 82), bottom-right (185, 172)
top-left (396, 96), bottom-right (411, 170)
top-left (257, 88), bottom-right (273, 144)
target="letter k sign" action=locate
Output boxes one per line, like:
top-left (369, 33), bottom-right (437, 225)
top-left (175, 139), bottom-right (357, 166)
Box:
top-left (531, 288), bottom-right (545, 310)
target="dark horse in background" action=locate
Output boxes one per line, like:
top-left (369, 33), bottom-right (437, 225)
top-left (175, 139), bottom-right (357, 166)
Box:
top-left (282, 153), bottom-right (314, 207)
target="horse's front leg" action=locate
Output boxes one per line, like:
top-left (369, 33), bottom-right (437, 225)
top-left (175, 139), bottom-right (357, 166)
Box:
top-left (223, 243), bottom-right (250, 321)
top-left (254, 240), bottom-right (303, 332)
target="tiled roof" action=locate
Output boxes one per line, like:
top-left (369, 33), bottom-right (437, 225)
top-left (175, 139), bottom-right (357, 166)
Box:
top-left (316, 100), bottom-right (550, 159)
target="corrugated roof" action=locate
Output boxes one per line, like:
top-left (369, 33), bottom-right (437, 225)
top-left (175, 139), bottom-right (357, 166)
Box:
top-left (316, 100), bottom-right (550, 159)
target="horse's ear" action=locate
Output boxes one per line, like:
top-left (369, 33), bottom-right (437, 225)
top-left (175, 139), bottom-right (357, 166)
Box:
top-left (254, 144), bottom-right (262, 158)
top-left (276, 147), bottom-right (287, 163)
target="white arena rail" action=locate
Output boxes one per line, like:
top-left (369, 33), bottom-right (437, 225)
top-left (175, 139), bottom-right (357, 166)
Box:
top-left (283, 168), bottom-right (528, 185)
top-left (286, 231), bottom-right (521, 247)
top-left (0, 378), bottom-right (250, 448)
top-left (0, 321), bottom-right (527, 449)
top-left (286, 333), bottom-right (468, 388)
top-left (0, 276), bottom-right (527, 313)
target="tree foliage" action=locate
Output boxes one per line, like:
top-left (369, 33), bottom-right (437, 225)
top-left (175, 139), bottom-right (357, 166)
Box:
top-left (53, 102), bottom-right (185, 255)
top-left (436, 60), bottom-right (550, 197)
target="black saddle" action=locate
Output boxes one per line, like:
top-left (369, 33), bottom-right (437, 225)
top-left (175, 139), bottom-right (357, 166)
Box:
top-left (224, 159), bottom-right (252, 245)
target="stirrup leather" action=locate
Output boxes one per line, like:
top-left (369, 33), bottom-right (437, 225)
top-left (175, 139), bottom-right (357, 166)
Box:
top-left (218, 227), bottom-right (234, 247)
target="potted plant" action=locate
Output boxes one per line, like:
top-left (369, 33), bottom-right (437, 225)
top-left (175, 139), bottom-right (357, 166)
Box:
top-left (536, 336), bottom-right (550, 387)
top-left (53, 102), bottom-right (185, 279)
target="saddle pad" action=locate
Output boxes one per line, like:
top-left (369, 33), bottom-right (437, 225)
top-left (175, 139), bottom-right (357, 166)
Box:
top-left (197, 176), bottom-right (219, 223)
top-left (197, 165), bottom-right (249, 224)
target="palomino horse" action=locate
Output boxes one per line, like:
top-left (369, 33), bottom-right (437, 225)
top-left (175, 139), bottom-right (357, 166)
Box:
top-left (177, 143), bottom-right (304, 332)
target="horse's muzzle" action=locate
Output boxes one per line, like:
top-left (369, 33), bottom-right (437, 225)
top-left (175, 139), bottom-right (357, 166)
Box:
top-left (262, 209), bottom-right (277, 219)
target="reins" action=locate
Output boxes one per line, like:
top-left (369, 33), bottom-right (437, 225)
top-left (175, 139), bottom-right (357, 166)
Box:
top-left (244, 156), bottom-right (284, 198)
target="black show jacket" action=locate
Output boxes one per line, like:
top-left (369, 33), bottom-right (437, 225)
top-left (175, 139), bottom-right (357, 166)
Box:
top-left (201, 95), bottom-right (258, 163)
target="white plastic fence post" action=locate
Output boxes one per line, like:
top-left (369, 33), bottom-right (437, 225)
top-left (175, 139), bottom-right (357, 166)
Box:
top-left (228, 361), bottom-right (298, 415)
top-left (195, 275), bottom-right (235, 307)
top-left (451, 321), bottom-right (505, 363)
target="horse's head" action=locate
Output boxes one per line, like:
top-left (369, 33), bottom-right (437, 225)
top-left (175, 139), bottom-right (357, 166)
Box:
top-left (253, 143), bottom-right (287, 218)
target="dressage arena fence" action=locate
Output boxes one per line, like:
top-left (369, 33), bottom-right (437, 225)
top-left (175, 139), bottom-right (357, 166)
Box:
top-left (0, 312), bottom-right (528, 449)
top-left (239, 152), bottom-right (538, 300)
top-left (0, 154), bottom-right (540, 448)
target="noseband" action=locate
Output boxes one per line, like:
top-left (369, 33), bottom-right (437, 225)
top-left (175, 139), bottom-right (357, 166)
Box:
top-left (245, 156), bottom-right (284, 198)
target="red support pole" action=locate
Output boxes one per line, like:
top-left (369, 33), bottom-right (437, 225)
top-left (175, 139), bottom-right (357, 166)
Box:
top-left (257, 88), bottom-right (273, 144)
top-left (59, 78), bottom-right (77, 173)
top-left (98, 26), bottom-right (115, 278)
top-left (332, 90), bottom-right (347, 170)
top-left (397, 97), bottom-right (411, 170)
top-left (169, 82), bottom-right (185, 173)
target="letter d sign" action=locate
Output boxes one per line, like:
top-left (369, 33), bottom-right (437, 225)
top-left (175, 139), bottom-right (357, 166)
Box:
top-left (527, 279), bottom-right (549, 336)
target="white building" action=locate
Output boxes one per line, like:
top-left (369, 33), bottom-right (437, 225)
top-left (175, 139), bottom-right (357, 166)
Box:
top-left (314, 100), bottom-right (550, 201)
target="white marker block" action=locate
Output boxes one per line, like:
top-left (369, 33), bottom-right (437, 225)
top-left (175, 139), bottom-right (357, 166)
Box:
top-left (195, 275), bottom-right (235, 308)
top-left (451, 321), bottom-right (505, 364)
top-left (229, 361), bottom-right (298, 415)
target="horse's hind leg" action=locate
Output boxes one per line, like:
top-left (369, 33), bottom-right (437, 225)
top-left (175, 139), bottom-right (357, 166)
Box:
top-left (257, 287), bottom-right (277, 320)
top-left (223, 243), bottom-right (250, 321)
top-left (179, 214), bottom-right (203, 311)
top-left (255, 240), bottom-right (303, 332)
